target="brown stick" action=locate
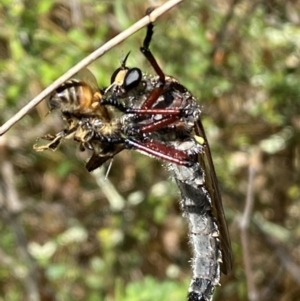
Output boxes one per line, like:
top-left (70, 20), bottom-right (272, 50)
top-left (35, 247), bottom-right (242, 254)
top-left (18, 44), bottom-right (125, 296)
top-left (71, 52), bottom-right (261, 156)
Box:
top-left (239, 166), bottom-right (259, 301)
top-left (0, 0), bottom-right (184, 136)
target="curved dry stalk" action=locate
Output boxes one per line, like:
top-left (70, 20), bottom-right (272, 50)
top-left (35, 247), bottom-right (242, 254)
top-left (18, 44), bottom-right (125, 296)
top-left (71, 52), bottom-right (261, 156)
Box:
top-left (239, 166), bottom-right (259, 301)
top-left (0, 0), bottom-right (184, 136)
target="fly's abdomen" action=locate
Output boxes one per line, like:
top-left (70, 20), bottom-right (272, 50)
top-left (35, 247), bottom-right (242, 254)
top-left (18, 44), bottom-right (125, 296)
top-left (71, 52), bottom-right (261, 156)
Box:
top-left (169, 141), bottom-right (222, 301)
top-left (186, 201), bottom-right (221, 301)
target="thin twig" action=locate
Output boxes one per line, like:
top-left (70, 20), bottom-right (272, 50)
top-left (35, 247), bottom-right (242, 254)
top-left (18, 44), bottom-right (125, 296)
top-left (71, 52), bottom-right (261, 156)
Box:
top-left (240, 166), bottom-right (256, 229)
top-left (92, 167), bottom-right (126, 211)
top-left (239, 166), bottom-right (259, 301)
top-left (0, 0), bottom-right (184, 136)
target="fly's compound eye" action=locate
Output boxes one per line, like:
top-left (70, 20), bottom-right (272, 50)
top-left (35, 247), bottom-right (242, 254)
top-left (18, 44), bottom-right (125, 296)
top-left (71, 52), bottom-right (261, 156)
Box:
top-left (123, 68), bottom-right (142, 91)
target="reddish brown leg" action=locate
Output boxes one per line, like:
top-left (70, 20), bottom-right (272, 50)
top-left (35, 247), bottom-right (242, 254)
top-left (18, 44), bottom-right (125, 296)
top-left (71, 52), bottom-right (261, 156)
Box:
top-left (125, 139), bottom-right (194, 167)
top-left (139, 22), bottom-right (165, 109)
top-left (125, 108), bottom-right (181, 115)
top-left (133, 115), bottom-right (180, 134)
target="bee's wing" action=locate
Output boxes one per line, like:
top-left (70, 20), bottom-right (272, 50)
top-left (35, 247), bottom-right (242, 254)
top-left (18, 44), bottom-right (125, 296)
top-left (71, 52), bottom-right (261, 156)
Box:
top-left (195, 119), bottom-right (233, 274)
top-left (75, 68), bottom-right (99, 93)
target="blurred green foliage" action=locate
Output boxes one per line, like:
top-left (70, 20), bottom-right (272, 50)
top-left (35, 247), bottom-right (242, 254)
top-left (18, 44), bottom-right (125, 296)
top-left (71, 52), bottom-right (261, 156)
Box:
top-left (1, 1), bottom-right (300, 301)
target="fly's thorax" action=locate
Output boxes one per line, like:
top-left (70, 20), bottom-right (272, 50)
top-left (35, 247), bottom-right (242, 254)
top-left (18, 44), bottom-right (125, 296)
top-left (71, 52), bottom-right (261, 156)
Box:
top-left (119, 80), bottom-right (147, 108)
top-left (142, 74), bottom-right (157, 92)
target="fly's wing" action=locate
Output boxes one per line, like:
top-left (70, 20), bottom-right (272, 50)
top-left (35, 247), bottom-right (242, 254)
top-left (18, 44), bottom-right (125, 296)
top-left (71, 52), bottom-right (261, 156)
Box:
top-left (195, 119), bottom-right (233, 274)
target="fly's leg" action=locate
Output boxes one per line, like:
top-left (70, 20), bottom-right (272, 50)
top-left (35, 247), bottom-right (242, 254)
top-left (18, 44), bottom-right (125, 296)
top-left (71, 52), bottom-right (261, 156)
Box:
top-left (139, 21), bottom-right (165, 109)
top-left (124, 138), bottom-right (197, 167)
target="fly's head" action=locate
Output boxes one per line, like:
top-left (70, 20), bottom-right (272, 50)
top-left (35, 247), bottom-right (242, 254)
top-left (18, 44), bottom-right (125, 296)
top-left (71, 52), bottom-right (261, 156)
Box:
top-left (105, 51), bottom-right (144, 99)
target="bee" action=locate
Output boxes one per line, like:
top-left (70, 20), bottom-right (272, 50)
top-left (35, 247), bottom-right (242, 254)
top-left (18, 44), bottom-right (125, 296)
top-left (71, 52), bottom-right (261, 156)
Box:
top-left (34, 68), bottom-right (125, 171)
top-left (48, 68), bottom-right (110, 119)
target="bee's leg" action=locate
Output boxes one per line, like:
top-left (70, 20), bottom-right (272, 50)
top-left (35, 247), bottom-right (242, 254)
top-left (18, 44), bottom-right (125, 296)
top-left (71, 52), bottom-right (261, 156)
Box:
top-left (33, 132), bottom-right (65, 151)
top-left (93, 132), bottom-right (125, 144)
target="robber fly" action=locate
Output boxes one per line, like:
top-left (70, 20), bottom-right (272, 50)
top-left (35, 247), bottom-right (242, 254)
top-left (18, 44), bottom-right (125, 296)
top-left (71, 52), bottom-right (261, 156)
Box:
top-left (101, 19), bottom-right (233, 301)
top-left (33, 68), bottom-right (125, 171)
top-left (33, 13), bottom-right (232, 299)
